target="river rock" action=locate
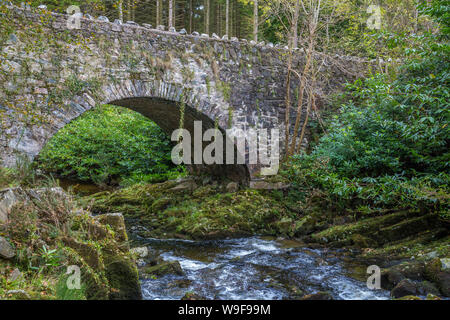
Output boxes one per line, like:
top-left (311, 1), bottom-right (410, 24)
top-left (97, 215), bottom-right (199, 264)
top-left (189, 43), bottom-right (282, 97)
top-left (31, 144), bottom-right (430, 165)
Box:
top-left (381, 261), bottom-right (425, 290)
top-left (300, 291), bottom-right (333, 300)
top-left (416, 280), bottom-right (440, 296)
top-left (424, 258), bottom-right (450, 296)
top-left (391, 279), bottom-right (418, 298)
top-left (141, 260), bottom-right (184, 278)
top-left (181, 292), bottom-right (207, 300)
top-left (0, 236), bottom-right (15, 259)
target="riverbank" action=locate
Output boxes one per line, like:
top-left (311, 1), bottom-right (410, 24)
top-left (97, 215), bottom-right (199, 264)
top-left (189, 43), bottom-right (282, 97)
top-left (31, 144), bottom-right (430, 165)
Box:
top-left (86, 176), bottom-right (449, 299)
top-left (0, 187), bottom-right (141, 300)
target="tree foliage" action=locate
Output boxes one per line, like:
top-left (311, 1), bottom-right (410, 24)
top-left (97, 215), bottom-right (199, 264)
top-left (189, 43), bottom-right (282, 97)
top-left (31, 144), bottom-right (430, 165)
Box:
top-left (37, 105), bottom-right (184, 186)
top-left (285, 0), bottom-right (449, 216)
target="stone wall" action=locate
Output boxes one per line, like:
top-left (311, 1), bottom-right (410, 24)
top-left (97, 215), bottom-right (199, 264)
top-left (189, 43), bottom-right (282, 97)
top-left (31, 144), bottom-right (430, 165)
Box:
top-left (0, 5), bottom-right (370, 180)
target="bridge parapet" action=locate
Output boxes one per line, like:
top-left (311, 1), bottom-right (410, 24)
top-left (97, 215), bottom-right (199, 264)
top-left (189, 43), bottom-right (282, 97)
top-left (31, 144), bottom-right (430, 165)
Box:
top-left (0, 4), bottom-right (371, 181)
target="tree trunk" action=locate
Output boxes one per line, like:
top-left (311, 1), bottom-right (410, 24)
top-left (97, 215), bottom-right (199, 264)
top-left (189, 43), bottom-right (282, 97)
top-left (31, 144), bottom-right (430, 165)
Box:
top-left (253, 0), bottom-right (258, 41)
top-left (226, 0), bottom-right (230, 36)
top-left (118, 0), bottom-right (123, 21)
top-left (127, 0), bottom-right (131, 21)
top-left (156, 0), bottom-right (160, 26)
top-left (189, 0), bottom-right (193, 33)
top-left (292, 0), bottom-right (300, 48)
top-left (205, 0), bottom-right (210, 34)
top-left (168, 0), bottom-right (173, 28)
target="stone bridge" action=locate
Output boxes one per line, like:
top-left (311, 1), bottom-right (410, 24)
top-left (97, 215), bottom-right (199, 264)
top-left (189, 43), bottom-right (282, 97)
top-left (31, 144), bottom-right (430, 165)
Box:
top-left (0, 5), bottom-right (369, 182)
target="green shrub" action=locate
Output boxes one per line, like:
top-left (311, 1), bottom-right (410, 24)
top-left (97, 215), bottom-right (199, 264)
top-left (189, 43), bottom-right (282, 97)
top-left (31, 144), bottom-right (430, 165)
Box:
top-left (285, 1), bottom-right (449, 216)
top-left (37, 105), bottom-right (184, 186)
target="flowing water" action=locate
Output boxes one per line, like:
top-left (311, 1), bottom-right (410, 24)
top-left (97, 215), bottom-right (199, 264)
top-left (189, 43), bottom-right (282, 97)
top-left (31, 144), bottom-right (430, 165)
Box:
top-left (138, 237), bottom-right (390, 300)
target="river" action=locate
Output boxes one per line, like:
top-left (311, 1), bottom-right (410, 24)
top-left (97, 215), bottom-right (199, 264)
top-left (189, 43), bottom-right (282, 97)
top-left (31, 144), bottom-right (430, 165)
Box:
top-left (136, 237), bottom-right (390, 300)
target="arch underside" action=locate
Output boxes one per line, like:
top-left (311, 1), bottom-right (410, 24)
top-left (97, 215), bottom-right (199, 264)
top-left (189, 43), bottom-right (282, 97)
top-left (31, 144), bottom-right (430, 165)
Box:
top-left (110, 97), bottom-right (250, 183)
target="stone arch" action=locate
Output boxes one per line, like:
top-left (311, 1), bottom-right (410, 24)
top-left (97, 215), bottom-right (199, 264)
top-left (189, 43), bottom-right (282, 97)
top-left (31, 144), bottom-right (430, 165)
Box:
top-left (35, 80), bottom-right (250, 183)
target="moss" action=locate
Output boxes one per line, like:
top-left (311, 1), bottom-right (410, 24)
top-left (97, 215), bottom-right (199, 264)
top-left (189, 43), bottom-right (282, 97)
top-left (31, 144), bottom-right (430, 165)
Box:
top-left (102, 246), bottom-right (142, 300)
top-left (310, 210), bottom-right (424, 245)
top-left (1, 188), bottom-right (141, 300)
top-left (87, 180), bottom-right (299, 240)
top-left (141, 261), bottom-right (184, 278)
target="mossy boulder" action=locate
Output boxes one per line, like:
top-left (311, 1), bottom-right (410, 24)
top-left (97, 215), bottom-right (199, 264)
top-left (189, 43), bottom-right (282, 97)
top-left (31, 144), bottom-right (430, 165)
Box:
top-left (88, 181), bottom-right (298, 240)
top-left (300, 291), bottom-right (333, 300)
top-left (425, 258), bottom-right (450, 297)
top-left (141, 260), bottom-right (184, 278)
top-left (391, 279), bottom-right (418, 298)
top-left (103, 249), bottom-right (142, 300)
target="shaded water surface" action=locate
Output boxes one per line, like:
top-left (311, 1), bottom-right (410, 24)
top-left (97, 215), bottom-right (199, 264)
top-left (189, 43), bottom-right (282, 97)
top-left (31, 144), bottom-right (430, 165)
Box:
top-left (139, 237), bottom-right (390, 300)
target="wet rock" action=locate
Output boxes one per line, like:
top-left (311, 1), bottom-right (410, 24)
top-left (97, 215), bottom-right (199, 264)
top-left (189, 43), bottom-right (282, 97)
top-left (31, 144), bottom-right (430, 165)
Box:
top-left (181, 292), bottom-right (207, 300)
top-left (103, 252), bottom-right (142, 300)
top-left (381, 261), bottom-right (425, 290)
top-left (424, 258), bottom-right (450, 296)
top-left (300, 291), bottom-right (333, 300)
top-left (391, 279), bottom-right (418, 298)
top-left (168, 279), bottom-right (192, 288)
top-left (417, 281), bottom-right (440, 296)
top-left (141, 260), bottom-right (184, 278)
top-left (0, 236), bottom-right (15, 259)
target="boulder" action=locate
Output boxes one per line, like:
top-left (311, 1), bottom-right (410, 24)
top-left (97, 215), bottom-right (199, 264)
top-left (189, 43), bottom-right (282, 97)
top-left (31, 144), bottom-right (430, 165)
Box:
top-left (381, 261), bottom-right (425, 290)
top-left (425, 258), bottom-right (450, 296)
top-left (416, 280), bottom-right (440, 296)
top-left (0, 236), bottom-right (15, 259)
top-left (391, 279), bottom-right (418, 298)
top-left (300, 291), bottom-right (333, 300)
top-left (141, 260), bottom-right (184, 278)
top-left (181, 292), bottom-right (207, 300)
top-left (434, 272), bottom-right (450, 297)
